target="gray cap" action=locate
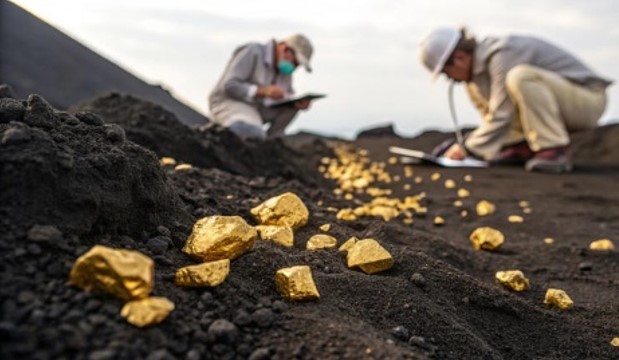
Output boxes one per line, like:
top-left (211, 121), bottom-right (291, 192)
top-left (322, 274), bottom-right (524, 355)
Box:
top-left (283, 34), bottom-right (313, 72)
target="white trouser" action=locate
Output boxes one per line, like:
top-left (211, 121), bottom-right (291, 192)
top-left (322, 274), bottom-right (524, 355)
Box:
top-left (210, 100), bottom-right (298, 138)
top-left (505, 64), bottom-right (607, 151)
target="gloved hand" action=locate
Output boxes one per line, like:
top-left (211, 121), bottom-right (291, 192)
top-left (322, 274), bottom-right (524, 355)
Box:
top-left (432, 138), bottom-right (458, 157)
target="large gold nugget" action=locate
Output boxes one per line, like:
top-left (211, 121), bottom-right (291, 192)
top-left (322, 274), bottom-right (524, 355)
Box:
top-left (256, 225), bottom-right (294, 248)
top-left (339, 237), bottom-right (359, 253)
top-left (250, 192), bottom-right (309, 230)
top-left (69, 245), bottom-right (154, 301)
top-left (589, 239), bottom-right (614, 251)
top-left (470, 227), bottom-right (504, 251)
top-left (275, 265), bottom-right (320, 301)
top-left (476, 200), bottom-right (496, 217)
top-left (544, 288), bottom-right (573, 310)
top-left (183, 216), bottom-right (257, 261)
top-left (120, 297), bottom-right (175, 327)
top-left (175, 259), bottom-right (230, 287)
top-left (347, 239), bottom-right (394, 274)
top-left (306, 234), bottom-right (338, 250)
top-left (495, 270), bottom-right (530, 291)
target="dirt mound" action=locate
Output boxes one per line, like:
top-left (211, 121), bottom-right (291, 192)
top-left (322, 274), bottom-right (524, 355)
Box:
top-left (0, 93), bottom-right (192, 242)
top-left (75, 93), bottom-right (331, 182)
top-left (2, 93), bottom-right (619, 359)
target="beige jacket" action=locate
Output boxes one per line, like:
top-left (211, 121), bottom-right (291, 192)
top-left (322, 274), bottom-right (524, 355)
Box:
top-left (209, 40), bottom-right (294, 111)
top-left (464, 35), bottom-right (613, 159)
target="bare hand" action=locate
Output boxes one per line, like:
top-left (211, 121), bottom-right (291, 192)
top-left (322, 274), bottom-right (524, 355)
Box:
top-left (444, 144), bottom-right (466, 160)
top-left (261, 85), bottom-right (285, 99)
top-left (295, 99), bottom-right (311, 110)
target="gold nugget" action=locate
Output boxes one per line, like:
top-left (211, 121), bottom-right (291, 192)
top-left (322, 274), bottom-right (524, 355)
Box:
top-left (470, 227), bottom-right (504, 251)
top-left (174, 163), bottom-right (192, 171)
top-left (339, 237), bottom-right (359, 252)
top-left (544, 288), bottom-right (573, 310)
top-left (306, 234), bottom-right (338, 250)
top-left (434, 216), bottom-right (445, 226)
top-left (544, 238), bottom-right (555, 244)
top-left (495, 270), bottom-right (530, 291)
top-left (120, 297), bottom-right (174, 327)
top-left (183, 216), bottom-right (257, 261)
top-left (444, 179), bottom-right (456, 189)
top-left (256, 225), bottom-right (294, 247)
top-left (275, 266), bottom-right (320, 301)
top-left (508, 215), bottom-right (524, 223)
top-left (159, 157), bottom-right (176, 166)
top-left (69, 245), bottom-right (154, 301)
top-left (430, 172), bottom-right (441, 181)
top-left (347, 239), bottom-right (394, 274)
top-left (611, 337), bottom-right (619, 347)
top-left (476, 200), bottom-right (496, 217)
top-left (589, 239), bottom-right (614, 251)
top-left (457, 188), bottom-right (470, 198)
top-left (250, 192), bottom-right (309, 230)
top-left (336, 208), bottom-right (357, 221)
top-left (175, 259), bottom-right (230, 287)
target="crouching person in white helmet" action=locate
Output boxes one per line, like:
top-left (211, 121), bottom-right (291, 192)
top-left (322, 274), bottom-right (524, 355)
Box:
top-left (419, 27), bottom-right (612, 173)
top-left (208, 34), bottom-right (314, 140)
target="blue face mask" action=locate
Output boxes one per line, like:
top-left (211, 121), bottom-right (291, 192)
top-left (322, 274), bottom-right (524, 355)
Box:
top-left (277, 60), bottom-right (296, 75)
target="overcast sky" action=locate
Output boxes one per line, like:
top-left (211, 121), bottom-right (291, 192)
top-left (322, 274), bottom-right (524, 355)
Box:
top-left (11, 0), bottom-right (619, 138)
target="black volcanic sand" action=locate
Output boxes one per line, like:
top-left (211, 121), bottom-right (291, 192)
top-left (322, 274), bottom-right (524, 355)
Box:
top-left (1, 93), bottom-right (619, 359)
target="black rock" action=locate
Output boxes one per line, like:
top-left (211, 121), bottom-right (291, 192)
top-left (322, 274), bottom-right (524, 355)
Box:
top-left (207, 319), bottom-right (238, 344)
top-left (104, 123), bottom-right (126, 144)
top-left (251, 308), bottom-right (274, 328)
top-left (410, 273), bottom-right (426, 288)
top-left (391, 325), bottom-right (410, 341)
top-left (272, 300), bottom-right (288, 313)
top-left (0, 84), bottom-right (16, 98)
top-left (27, 225), bottom-right (63, 242)
top-left (1, 126), bottom-right (31, 145)
top-left (578, 261), bottom-right (593, 271)
top-left (356, 123), bottom-right (399, 139)
top-left (233, 310), bottom-right (252, 327)
top-left (146, 236), bottom-right (170, 255)
top-left (248, 347), bottom-right (272, 360)
top-left (75, 111), bottom-right (105, 126)
top-left (156, 225), bottom-right (171, 237)
top-left (23, 94), bottom-right (57, 129)
top-left (0, 98), bottom-right (25, 123)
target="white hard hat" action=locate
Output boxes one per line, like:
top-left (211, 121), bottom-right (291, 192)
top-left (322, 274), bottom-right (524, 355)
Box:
top-left (418, 28), bottom-right (462, 80)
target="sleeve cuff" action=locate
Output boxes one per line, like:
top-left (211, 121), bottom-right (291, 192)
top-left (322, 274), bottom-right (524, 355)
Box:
top-left (245, 85), bottom-right (258, 102)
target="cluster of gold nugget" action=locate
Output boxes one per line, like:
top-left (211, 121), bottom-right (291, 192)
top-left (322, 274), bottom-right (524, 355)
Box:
top-left (69, 245), bottom-right (174, 327)
top-left (317, 144), bottom-right (426, 224)
top-left (182, 192), bottom-right (393, 301)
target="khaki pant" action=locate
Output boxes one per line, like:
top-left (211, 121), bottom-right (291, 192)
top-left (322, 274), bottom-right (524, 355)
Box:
top-left (505, 64), bottom-right (607, 151)
top-left (210, 100), bottom-right (298, 138)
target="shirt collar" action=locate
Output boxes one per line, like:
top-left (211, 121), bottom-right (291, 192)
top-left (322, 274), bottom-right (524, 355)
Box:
top-left (264, 39), bottom-right (276, 68)
top-left (472, 37), bottom-right (502, 78)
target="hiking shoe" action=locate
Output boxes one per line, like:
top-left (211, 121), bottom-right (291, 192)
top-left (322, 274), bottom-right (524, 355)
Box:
top-left (490, 142), bottom-right (534, 165)
top-left (525, 147), bottom-right (573, 173)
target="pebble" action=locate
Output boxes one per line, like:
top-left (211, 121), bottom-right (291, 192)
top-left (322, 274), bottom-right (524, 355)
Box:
top-left (27, 225), bottom-right (63, 242)
top-left (391, 325), bottom-right (410, 341)
top-left (207, 319), bottom-right (238, 344)
top-left (233, 310), bottom-right (252, 327)
top-left (75, 112), bottom-right (104, 126)
top-left (251, 308), bottom-right (274, 328)
top-left (2, 125), bottom-right (32, 146)
top-left (578, 262), bottom-right (593, 271)
top-left (146, 236), bottom-right (170, 255)
top-left (410, 273), bottom-right (426, 288)
top-left (248, 347), bottom-right (272, 360)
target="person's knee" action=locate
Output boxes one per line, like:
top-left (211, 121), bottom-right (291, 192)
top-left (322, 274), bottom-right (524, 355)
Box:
top-left (506, 64), bottom-right (539, 94)
top-left (228, 121), bottom-right (266, 140)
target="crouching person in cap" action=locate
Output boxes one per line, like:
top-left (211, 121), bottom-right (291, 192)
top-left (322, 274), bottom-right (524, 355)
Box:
top-left (419, 27), bottom-right (612, 173)
top-left (209, 34), bottom-right (314, 140)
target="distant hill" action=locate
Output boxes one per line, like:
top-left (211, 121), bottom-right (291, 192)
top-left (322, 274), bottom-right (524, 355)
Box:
top-left (0, 0), bottom-right (208, 126)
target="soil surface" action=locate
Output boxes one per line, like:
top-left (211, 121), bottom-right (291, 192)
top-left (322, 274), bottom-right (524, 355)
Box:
top-left (1, 92), bottom-right (618, 360)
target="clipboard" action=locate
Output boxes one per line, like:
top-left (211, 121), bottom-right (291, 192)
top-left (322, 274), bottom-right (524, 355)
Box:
top-left (266, 93), bottom-right (326, 108)
top-left (389, 146), bottom-right (489, 168)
